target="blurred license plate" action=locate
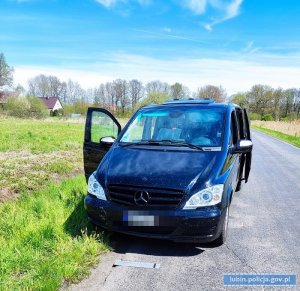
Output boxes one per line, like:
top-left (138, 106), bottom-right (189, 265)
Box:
top-left (123, 211), bottom-right (157, 226)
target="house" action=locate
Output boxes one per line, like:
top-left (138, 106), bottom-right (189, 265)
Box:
top-left (39, 97), bottom-right (63, 114)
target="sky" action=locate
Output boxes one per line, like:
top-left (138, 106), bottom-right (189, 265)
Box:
top-left (1, 0), bottom-right (300, 95)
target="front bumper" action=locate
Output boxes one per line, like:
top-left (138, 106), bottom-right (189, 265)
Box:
top-left (84, 194), bottom-right (225, 243)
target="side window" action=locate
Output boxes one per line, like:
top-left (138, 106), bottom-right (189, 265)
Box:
top-left (229, 124), bottom-right (233, 146)
top-left (243, 109), bottom-right (251, 139)
top-left (91, 111), bottom-right (118, 143)
top-left (235, 108), bottom-right (245, 140)
top-left (230, 111), bottom-right (238, 146)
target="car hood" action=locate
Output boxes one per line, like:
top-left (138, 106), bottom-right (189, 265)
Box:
top-left (103, 146), bottom-right (223, 192)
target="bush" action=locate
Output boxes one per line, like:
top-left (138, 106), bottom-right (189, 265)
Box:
top-left (116, 108), bottom-right (134, 118)
top-left (27, 96), bottom-right (48, 119)
top-left (279, 117), bottom-right (289, 122)
top-left (51, 109), bottom-right (63, 117)
top-left (262, 114), bottom-right (274, 121)
top-left (5, 96), bottom-right (48, 119)
top-left (62, 101), bottom-right (91, 116)
top-left (6, 96), bottom-right (30, 118)
top-left (249, 112), bottom-right (261, 120)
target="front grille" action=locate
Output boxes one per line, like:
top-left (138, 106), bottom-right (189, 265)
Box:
top-left (108, 184), bottom-right (184, 208)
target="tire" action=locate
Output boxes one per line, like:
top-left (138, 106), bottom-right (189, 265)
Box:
top-left (213, 206), bottom-right (229, 246)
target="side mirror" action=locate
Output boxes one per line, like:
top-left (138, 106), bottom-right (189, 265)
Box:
top-left (100, 136), bottom-right (116, 147)
top-left (234, 139), bottom-right (253, 154)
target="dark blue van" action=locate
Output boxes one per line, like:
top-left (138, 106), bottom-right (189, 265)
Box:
top-left (83, 99), bottom-right (252, 245)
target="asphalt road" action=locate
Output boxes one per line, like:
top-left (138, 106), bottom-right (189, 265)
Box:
top-left (71, 130), bottom-right (300, 291)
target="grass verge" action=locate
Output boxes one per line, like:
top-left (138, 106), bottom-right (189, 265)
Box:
top-left (252, 125), bottom-right (300, 148)
top-left (0, 175), bottom-right (109, 290)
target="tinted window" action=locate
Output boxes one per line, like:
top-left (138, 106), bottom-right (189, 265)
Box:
top-left (230, 111), bottom-right (238, 145)
top-left (235, 108), bottom-right (245, 139)
top-left (120, 107), bottom-right (225, 147)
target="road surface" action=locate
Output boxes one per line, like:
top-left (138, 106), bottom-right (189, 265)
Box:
top-left (71, 130), bottom-right (300, 290)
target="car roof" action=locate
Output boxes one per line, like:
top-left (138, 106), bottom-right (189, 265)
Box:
top-left (142, 98), bottom-right (240, 110)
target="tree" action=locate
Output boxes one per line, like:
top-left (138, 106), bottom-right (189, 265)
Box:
top-left (247, 84), bottom-right (273, 117)
top-left (113, 79), bottom-right (128, 114)
top-left (48, 75), bottom-right (65, 97)
top-left (0, 53), bottom-right (14, 99)
top-left (282, 88), bottom-right (295, 118)
top-left (146, 80), bottom-right (169, 96)
top-left (105, 82), bottom-right (116, 113)
top-left (272, 88), bottom-right (283, 120)
top-left (231, 93), bottom-right (248, 108)
top-left (293, 89), bottom-right (300, 117)
top-left (196, 85), bottom-right (226, 102)
top-left (94, 84), bottom-right (106, 105)
top-left (13, 84), bottom-right (25, 96)
top-left (136, 92), bottom-right (170, 109)
top-left (128, 79), bottom-right (144, 109)
top-left (0, 53), bottom-right (14, 88)
top-left (170, 82), bottom-right (189, 99)
top-left (27, 74), bottom-right (68, 100)
top-left (28, 74), bottom-right (49, 97)
top-left (66, 79), bottom-right (85, 103)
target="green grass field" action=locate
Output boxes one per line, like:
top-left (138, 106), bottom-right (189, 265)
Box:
top-left (0, 117), bottom-right (84, 153)
top-left (0, 117), bottom-right (111, 290)
top-left (252, 125), bottom-right (300, 148)
top-left (0, 118), bottom-right (84, 198)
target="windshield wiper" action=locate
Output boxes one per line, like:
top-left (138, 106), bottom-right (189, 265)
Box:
top-left (120, 139), bottom-right (204, 151)
top-left (158, 139), bottom-right (204, 151)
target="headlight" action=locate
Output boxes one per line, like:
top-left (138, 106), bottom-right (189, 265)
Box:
top-left (183, 184), bottom-right (224, 209)
top-left (87, 174), bottom-right (106, 200)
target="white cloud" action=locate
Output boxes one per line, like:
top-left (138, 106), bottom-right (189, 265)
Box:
top-left (204, 24), bottom-right (213, 31)
top-left (183, 0), bottom-right (244, 30)
top-left (205, 0), bottom-right (243, 30)
top-left (14, 52), bottom-right (300, 95)
top-left (184, 0), bottom-right (208, 14)
top-left (226, 0), bottom-right (243, 19)
top-left (95, 0), bottom-right (120, 8)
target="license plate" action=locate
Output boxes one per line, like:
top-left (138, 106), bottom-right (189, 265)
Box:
top-left (123, 211), bottom-right (157, 226)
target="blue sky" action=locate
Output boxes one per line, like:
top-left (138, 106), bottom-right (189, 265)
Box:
top-left (1, 0), bottom-right (300, 94)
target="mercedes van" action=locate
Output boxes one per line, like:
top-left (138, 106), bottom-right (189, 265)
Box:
top-left (83, 99), bottom-right (252, 245)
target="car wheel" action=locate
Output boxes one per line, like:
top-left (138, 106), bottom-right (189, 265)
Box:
top-left (213, 206), bottom-right (229, 246)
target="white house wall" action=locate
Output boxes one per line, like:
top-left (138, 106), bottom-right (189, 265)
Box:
top-left (52, 100), bottom-right (63, 111)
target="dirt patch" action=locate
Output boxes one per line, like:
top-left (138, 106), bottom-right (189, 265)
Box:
top-left (0, 150), bottom-right (83, 202)
top-left (0, 188), bottom-right (20, 202)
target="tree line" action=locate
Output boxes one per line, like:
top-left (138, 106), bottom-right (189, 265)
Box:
top-left (1, 52), bottom-right (299, 120)
top-left (231, 85), bottom-right (300, 120)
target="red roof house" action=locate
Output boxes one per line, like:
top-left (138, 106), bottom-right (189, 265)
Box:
top-left (39, 97), bottom-right (63, 112)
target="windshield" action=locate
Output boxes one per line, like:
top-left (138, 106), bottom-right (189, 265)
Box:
top-left (120, 106), bottom-right (225, 147)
